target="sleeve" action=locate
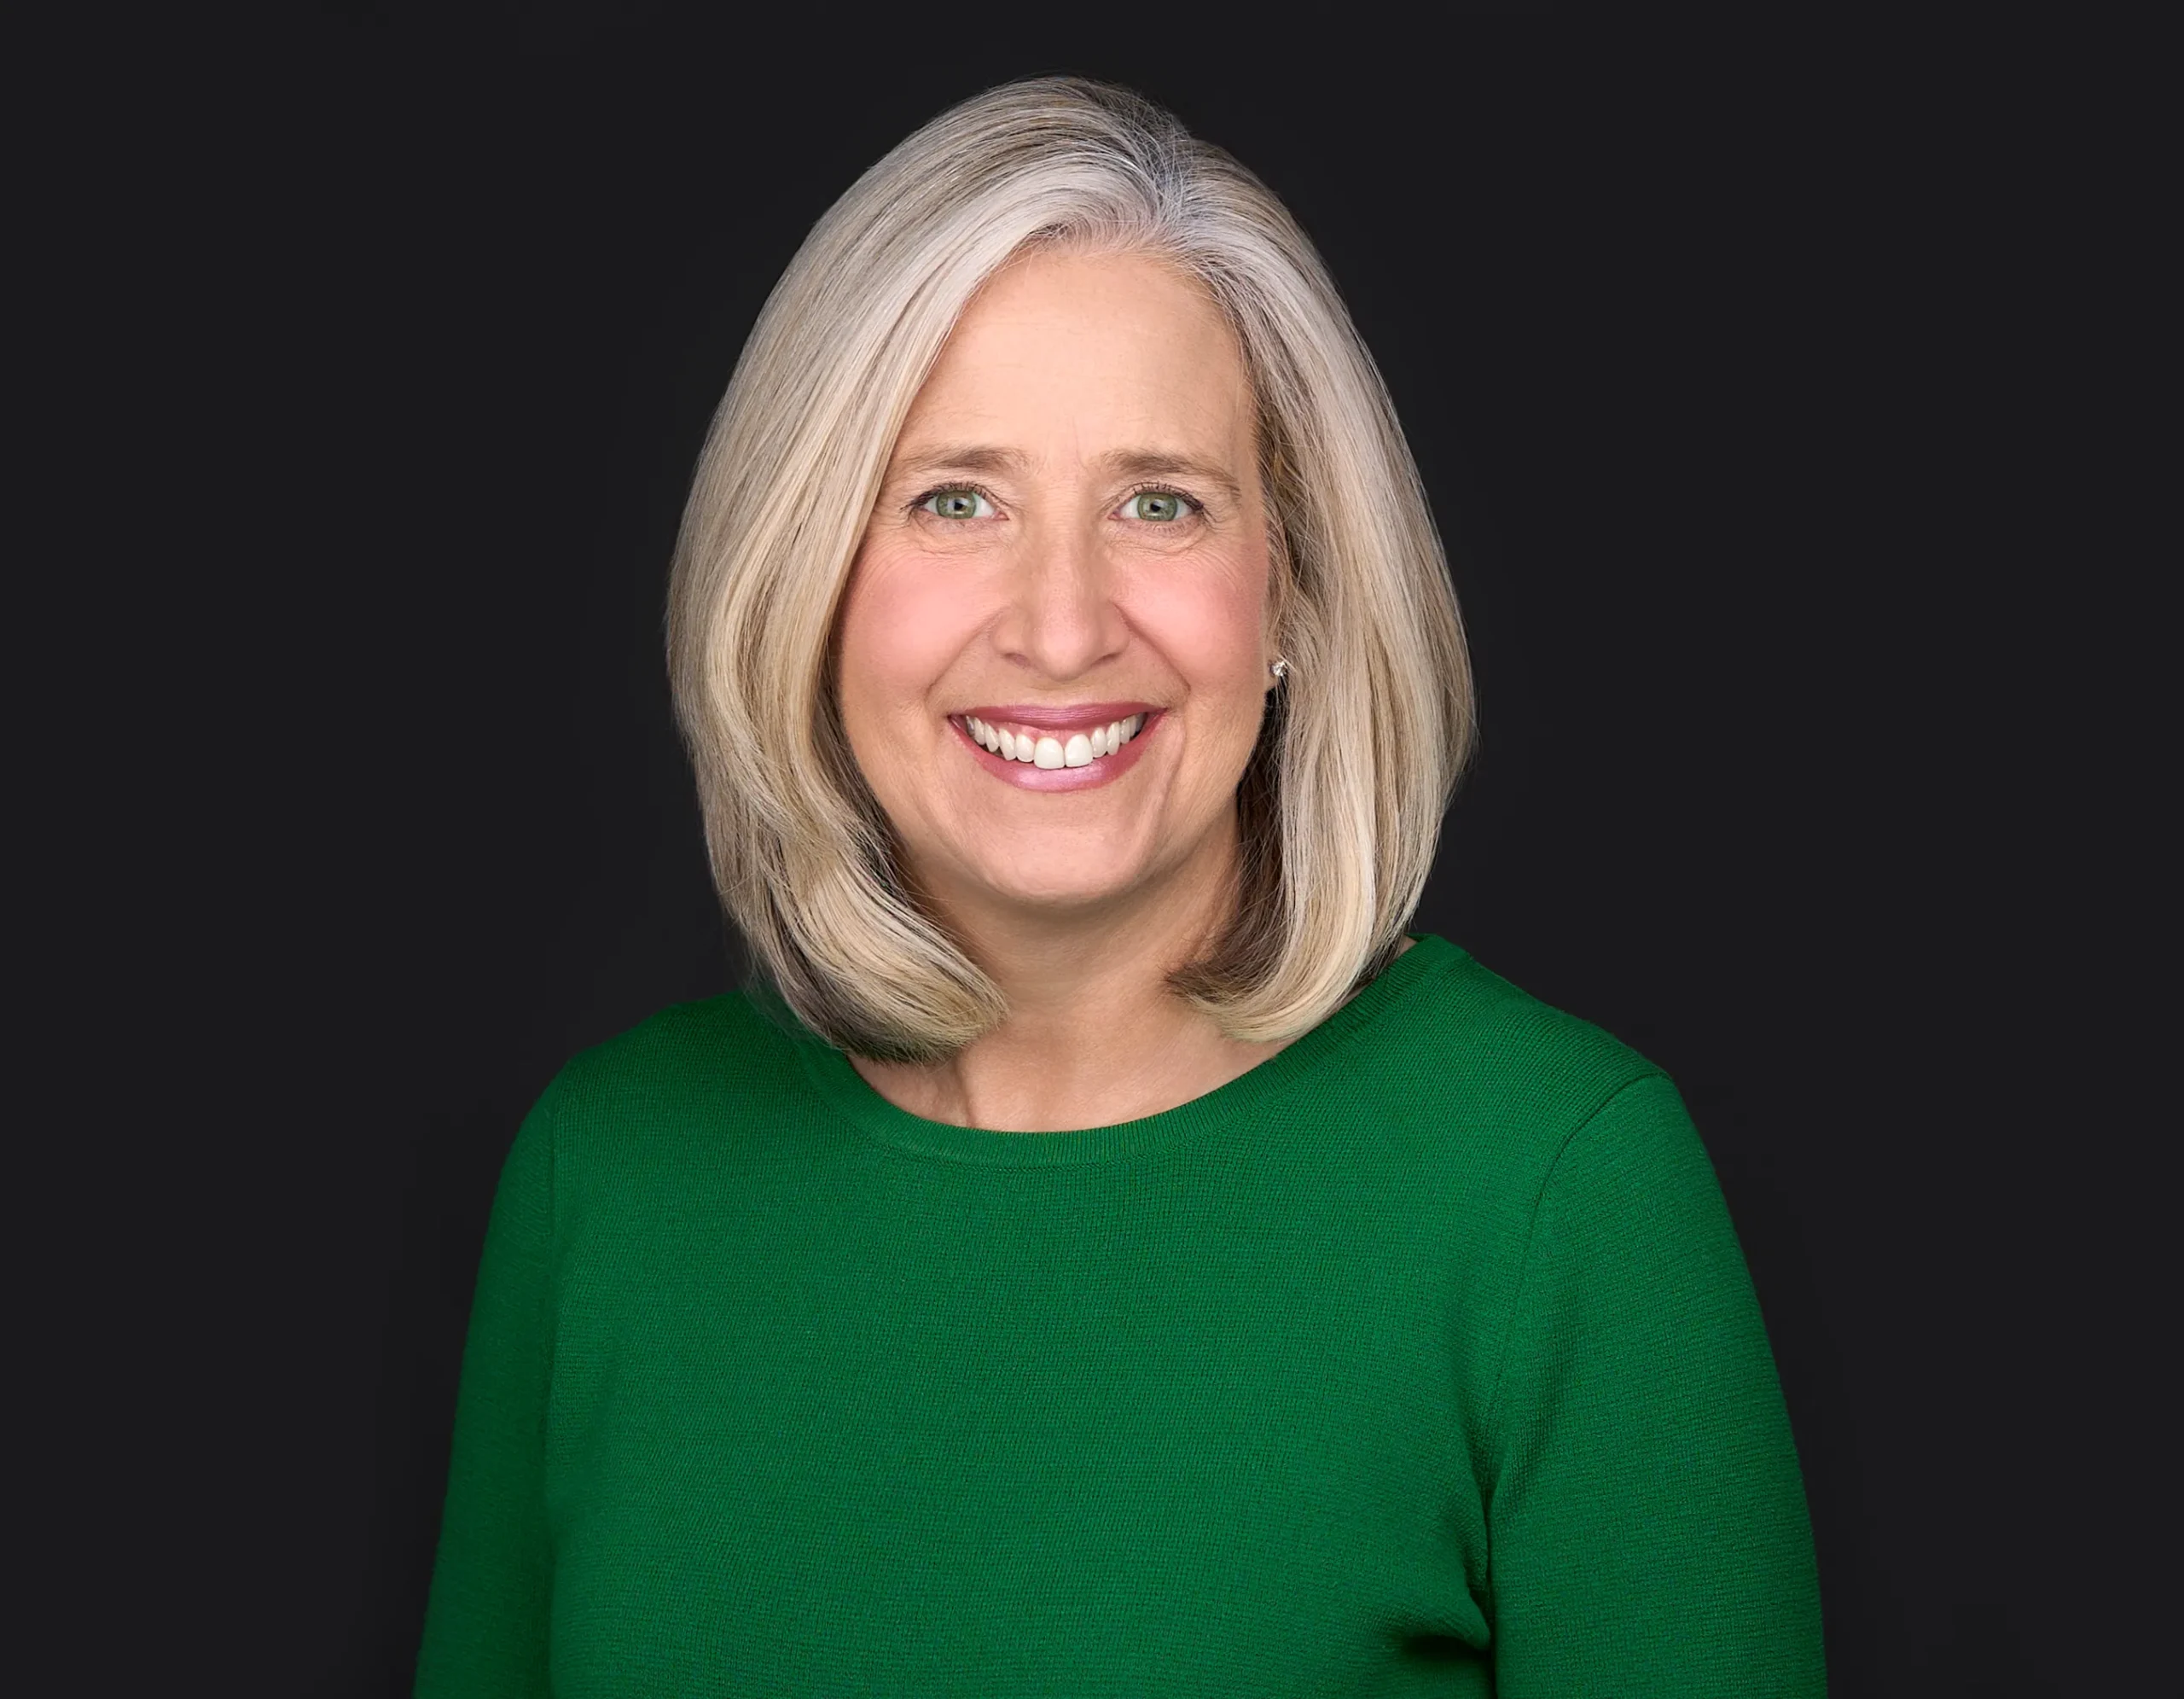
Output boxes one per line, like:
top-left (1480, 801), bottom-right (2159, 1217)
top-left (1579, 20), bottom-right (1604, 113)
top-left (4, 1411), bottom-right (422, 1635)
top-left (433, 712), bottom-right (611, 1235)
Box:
top-left (1482, 1072), bottom-right (1824, 1696)
top-left (413, 1088), bottom-right (558, 1698)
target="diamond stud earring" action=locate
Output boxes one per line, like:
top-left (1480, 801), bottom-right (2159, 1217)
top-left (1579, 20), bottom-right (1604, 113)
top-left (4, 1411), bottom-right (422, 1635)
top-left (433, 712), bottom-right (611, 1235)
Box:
top-left (1269, 657), bottom-right (1291, 682)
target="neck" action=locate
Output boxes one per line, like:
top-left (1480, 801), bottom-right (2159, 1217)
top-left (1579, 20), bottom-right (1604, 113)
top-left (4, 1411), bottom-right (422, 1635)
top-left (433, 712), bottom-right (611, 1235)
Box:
top-left (853, 816), bottom-right (1287, 1132)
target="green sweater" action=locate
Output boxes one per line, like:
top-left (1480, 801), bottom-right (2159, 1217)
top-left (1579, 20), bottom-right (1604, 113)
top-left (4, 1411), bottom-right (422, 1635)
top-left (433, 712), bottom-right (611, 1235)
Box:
top-left (416, 934), bottom-right (1822, 1696)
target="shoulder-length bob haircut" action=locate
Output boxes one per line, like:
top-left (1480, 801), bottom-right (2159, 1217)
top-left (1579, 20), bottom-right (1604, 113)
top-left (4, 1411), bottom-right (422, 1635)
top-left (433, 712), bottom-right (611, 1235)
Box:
top-left (669, 76), bottom-right (1473, 1063)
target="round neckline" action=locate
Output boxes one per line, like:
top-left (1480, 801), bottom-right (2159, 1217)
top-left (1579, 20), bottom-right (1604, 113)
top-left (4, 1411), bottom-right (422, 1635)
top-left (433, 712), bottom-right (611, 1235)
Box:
top-left (791, 933), bottom-right (1466, 1166)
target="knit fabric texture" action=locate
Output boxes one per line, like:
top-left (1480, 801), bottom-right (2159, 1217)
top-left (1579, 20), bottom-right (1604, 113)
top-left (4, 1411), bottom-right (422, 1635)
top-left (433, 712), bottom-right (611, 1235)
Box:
top-left (415, 934), bottom-right (1823, 1696)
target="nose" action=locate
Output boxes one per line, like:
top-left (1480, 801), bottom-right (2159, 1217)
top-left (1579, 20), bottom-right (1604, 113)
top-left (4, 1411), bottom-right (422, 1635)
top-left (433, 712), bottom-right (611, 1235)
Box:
top-left (991, 521), bottom-right (1127, 681)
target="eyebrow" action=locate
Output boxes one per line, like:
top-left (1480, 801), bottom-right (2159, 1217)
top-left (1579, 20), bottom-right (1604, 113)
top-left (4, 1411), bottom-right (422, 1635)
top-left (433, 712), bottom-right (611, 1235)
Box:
top-left (1098, 450), bottom-right (1246, 503)
top-left (886, 444), bottom-right (1246, 503)
top-left (887, 445), bottom-right (1026, 481)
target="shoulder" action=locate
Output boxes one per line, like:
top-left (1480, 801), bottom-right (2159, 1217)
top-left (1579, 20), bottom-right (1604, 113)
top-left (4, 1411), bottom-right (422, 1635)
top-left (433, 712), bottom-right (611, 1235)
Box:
top-left (521, 989), bottom-right (818, 1179)
top-left (1373, 940), bottom-right (1670, 1149)
top-left (1302, 938), bottom-right (1712, 1252)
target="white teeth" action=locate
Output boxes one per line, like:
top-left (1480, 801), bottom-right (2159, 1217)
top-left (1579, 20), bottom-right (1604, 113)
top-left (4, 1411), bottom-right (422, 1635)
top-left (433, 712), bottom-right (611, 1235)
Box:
top-left (961, 713), bottom-right (1152, 765)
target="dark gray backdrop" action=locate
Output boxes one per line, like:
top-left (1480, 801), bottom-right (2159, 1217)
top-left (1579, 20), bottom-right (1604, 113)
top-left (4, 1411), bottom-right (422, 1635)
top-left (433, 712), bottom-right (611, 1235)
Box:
top-left (111, 9), bottom-right (2154, 1695)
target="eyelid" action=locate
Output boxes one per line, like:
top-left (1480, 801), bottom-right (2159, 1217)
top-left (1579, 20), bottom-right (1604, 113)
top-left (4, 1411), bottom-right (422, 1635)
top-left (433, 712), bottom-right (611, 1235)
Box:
top-left (1117, 481), bottom-right (1205, 519)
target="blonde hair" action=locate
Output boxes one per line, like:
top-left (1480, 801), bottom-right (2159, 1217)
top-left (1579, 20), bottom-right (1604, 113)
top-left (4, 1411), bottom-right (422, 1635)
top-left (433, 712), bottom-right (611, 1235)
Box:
top-left (668, 77), bottom-right (1473, 1062)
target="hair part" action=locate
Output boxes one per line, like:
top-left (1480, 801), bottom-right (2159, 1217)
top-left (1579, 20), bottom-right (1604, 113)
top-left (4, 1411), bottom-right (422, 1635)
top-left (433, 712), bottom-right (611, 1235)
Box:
top-left (668, 77), bottom-right (1474, 1062)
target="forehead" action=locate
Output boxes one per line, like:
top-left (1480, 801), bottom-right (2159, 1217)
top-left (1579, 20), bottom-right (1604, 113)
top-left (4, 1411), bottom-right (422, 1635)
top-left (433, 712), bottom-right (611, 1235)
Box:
top-left (897, 249), bottom-right (1252, 457)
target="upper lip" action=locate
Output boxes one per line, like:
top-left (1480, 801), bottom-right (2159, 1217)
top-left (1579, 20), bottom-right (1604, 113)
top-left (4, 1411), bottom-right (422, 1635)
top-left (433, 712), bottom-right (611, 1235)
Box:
top-left (955, 701), bottom-right (1159, 730)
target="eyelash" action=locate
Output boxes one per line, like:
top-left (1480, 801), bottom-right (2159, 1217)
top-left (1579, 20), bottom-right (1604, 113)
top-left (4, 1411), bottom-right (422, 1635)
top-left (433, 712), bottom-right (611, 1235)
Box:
top-left (908, 481), bottom-right (1002, 521)
top-left (1121, 482), bottom-right (1204, 521)
top-left (907, 481), bottom-right (1207, 521)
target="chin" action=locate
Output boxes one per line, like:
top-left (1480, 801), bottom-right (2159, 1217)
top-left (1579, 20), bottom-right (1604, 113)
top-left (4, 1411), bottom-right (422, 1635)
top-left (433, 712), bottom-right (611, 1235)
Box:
top-left (961, 852), bottom-right (1147, 913)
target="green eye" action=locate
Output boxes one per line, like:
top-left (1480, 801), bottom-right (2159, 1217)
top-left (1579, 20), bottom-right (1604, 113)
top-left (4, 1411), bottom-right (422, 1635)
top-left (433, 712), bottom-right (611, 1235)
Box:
top-left (1125, 491), bottom-right (1194, 523)
top-left (921, 488), bottom-right (992, 520)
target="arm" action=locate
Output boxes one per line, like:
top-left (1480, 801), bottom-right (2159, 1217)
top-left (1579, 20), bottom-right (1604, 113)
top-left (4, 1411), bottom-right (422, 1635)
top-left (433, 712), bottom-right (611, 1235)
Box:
top-left (414, 1091), bottom-right (557, 1698)
top-left (1484, 1073), bottom-right (1823, 1696)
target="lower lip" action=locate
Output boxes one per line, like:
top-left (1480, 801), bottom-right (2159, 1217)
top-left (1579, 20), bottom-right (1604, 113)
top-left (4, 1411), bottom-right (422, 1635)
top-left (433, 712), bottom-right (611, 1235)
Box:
top-left (953, 713), bottom-right (1163, 791)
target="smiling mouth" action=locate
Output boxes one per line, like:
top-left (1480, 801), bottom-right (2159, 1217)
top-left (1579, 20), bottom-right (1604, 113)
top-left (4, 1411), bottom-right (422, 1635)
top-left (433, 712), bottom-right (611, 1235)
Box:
top-left (952, 712), bottom-right (1150, 769)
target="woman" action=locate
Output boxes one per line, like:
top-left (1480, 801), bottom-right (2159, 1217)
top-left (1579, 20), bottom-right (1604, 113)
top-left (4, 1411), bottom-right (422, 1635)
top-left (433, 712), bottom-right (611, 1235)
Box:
top-left (416, 77), bottom-right (1823, 1696)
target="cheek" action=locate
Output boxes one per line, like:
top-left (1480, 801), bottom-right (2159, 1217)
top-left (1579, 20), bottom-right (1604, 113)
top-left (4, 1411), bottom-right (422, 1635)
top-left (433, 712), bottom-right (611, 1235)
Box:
top-left (837, 550), bottom-right (982, 715)
top-left (1126, 549), bottom-right (1269, 692)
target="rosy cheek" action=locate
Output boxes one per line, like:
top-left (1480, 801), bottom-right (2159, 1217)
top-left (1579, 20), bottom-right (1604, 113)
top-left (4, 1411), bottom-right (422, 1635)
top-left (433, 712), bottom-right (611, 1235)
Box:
top-left (840, 550), bottom-right (980, 695)
top-left (1124, 553), bottom-right (1268, 675)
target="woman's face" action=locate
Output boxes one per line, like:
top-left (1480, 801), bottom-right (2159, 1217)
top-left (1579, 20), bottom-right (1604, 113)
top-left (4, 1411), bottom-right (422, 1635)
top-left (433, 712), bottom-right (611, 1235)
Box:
top-left (836, 249), bottom-right (1276, 923)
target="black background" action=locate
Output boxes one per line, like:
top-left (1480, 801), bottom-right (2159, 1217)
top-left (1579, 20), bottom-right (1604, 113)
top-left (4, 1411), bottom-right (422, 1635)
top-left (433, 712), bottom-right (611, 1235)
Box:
top-left (78, 7), bottom-right (2162, 1696)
